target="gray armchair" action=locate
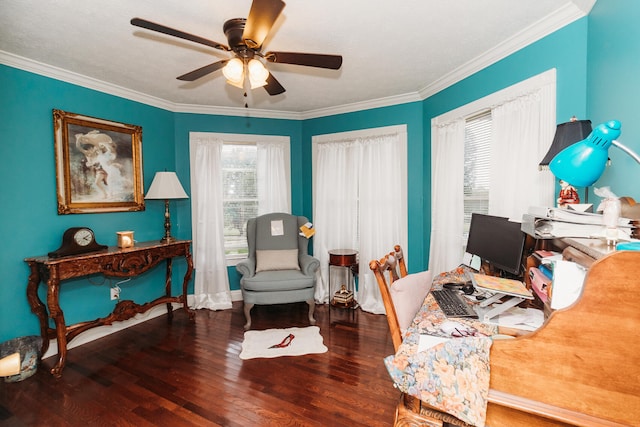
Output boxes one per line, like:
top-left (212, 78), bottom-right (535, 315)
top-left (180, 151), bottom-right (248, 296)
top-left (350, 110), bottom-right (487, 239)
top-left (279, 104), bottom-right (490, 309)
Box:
top-left (236, 212), bottom-right (319, 330)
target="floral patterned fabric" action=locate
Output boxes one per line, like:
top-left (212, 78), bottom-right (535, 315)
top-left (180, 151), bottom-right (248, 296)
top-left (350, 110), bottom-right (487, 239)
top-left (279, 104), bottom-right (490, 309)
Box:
top-left (384, 292), bottom-right (498, 427)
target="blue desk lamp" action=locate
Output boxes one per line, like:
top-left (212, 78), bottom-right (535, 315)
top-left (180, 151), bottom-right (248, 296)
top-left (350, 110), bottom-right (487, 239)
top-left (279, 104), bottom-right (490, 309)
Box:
top-left (549, 120), bottom-right (640, 187)
top-left (550, 120), bottom-right (640, 251)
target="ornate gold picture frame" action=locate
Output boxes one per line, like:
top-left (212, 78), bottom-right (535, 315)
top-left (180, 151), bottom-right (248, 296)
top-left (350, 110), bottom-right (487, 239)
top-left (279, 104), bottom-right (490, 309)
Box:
top-left (53, 109), bottom-right (144, 214)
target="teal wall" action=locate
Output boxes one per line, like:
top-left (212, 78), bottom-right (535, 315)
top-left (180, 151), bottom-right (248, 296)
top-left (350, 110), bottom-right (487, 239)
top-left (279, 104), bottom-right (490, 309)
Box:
top-left (422, 17), bottom-right (591, 217)
top-left (423, 18), bottom-right (589, 130)
top-left (3, 4), bottom-right (640, 343)
top-left (1, 65), bottom-right (182, 341)
top-left (586, 0), bottom-right (640, 199)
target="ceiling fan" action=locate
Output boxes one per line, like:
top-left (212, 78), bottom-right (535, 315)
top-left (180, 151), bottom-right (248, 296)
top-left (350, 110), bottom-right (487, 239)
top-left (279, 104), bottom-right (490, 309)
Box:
top-left (131, 0), bottom-right (342, 96)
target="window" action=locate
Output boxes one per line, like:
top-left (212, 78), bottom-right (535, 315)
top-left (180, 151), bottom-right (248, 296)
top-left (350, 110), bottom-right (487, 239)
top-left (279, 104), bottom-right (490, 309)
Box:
top-left (222, 144), bottom-right (258, 257)
top-left (463, 110), bottom-right (492, 246)
top-left (429, 69), bottom-right (556, 274)
top-left (189, 132), bottom-right (291, 264)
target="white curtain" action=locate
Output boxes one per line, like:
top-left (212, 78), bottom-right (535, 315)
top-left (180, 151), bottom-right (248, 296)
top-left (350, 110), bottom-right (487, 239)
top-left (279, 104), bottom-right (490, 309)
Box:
top-left (188, 136), bottom-right (233, 310)
top-left (358, 133), bottom-right (407, 314)
top-left (313, 131), bottom-right (406, 314)
top-left (429, 119), bottom-right (466, 275)
top-left (257, 140), bottom-right (290, 214)
top-left (313, 140), bottom-right (360, 305)
top-left (490, 88), bottom-right (555, 218)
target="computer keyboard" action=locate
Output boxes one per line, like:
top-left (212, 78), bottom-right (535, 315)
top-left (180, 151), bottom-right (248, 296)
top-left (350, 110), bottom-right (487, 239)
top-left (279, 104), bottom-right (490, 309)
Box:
top-left (431, 288), bottom-right (478, 318)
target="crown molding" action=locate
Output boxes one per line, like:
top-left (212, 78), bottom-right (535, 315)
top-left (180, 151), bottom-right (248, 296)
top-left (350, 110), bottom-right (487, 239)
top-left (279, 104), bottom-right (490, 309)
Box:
top-left (1, 3), bottom-right (592, 121)
top-left (298, 92), bottom-right (422, 120)
top-left (0, 51), bottom-right (176, 112)
top-left (174, 102), bottom-right (304, 120)
top-left (418, 2), bottom-right (590, 99)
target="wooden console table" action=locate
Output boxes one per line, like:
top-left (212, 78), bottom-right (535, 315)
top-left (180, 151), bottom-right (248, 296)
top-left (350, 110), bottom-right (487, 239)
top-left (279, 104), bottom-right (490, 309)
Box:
top-left (25, 240), bottom-right (195, 377)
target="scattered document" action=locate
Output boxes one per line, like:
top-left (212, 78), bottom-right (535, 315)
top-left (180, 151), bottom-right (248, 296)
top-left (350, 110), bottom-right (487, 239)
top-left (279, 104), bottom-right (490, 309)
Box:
top-left (418, 335), bottom-right (450, 353)
top-left (494, 307), bottom-right (544, 331)
top-left (270, 220), bottom-right (284, 236)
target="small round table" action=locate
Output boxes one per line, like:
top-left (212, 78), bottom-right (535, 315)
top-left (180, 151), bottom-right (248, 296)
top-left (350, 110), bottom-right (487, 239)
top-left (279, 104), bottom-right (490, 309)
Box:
top-left (328, 249), bottom-right (358, 308)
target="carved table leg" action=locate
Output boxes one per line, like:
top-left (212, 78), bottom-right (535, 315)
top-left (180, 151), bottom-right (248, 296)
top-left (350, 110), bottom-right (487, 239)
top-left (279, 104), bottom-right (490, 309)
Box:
top-left (165, 258), bottom-right (174, 321)
top-left (26, 262), bottom-right (49, 356)
top-left (182, 248), bottom-right (195, 320)
top-left (46, 268), bottom-right (67, 378)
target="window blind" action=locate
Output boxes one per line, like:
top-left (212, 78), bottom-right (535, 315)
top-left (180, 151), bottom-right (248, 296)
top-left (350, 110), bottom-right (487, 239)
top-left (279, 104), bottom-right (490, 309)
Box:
top-left (463, 110), bottom-right (492, 243)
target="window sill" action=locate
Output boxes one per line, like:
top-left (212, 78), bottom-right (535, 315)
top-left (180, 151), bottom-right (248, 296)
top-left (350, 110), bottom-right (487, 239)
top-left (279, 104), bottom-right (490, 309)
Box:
top-left (226, 256), bottom-right (247, 267)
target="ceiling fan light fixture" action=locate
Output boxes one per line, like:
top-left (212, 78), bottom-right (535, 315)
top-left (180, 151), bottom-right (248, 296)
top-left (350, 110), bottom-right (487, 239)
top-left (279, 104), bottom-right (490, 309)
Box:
top-left (223, 58), bottom-right (245, 87)
top-left (132, 0), bottom-right (342, 98)
top-left (248, 58), bottom-right (269, 89)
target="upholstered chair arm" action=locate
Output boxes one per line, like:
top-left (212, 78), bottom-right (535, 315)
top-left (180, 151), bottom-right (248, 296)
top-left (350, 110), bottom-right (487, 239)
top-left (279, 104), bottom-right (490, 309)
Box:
top-left (299, 254), bottom-right (320, 276)
top-left (236, 258), bottom-right (256, 278)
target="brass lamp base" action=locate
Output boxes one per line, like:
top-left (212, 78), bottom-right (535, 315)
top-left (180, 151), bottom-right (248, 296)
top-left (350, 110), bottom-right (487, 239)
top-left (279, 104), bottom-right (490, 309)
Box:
top-left (160, 199), bottom-right (177, 243)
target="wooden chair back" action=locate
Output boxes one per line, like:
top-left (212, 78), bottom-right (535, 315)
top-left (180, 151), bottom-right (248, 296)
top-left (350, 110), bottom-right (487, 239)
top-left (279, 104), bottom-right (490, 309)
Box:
top-left (369, 245), bottom-right (408, 351)
top-left (371, 245), bottom-right (481, 427)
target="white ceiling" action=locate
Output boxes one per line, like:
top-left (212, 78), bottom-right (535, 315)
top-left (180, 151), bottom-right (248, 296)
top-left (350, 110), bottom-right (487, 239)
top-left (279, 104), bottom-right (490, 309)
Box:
top-left (1, 0), bottom-right (595, 118)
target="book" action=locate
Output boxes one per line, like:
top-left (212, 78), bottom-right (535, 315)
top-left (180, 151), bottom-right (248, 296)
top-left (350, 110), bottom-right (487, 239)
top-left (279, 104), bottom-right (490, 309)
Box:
top-left (299, 222), bottom-right (315, 239)
top-left (469, 273), bottom-right (533, 299)
top-left (529, 267), bottom-right (552, 302)
top-left (533, 249), bottom-right (562, 263)
top-left (538, 264), bottom-right (553, 280)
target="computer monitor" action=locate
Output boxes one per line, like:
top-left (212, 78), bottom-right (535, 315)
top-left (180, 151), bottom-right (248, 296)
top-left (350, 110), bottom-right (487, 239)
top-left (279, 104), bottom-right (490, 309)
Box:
top-left (465, 213), bottom-right (526, 277)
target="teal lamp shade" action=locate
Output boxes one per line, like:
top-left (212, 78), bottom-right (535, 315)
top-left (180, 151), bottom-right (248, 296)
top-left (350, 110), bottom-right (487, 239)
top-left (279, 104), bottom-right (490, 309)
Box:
top-left (549, 120), bottom-right (622, 187)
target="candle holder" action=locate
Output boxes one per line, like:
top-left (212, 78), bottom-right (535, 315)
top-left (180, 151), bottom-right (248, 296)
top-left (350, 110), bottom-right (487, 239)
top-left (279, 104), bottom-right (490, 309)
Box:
top-left (117, 231), bottom-right (134, 248)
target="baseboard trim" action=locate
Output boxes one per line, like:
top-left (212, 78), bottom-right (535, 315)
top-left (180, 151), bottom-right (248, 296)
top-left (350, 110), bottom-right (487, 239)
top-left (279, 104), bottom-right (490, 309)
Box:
top-left (42, 290), bottom-right (244, 360)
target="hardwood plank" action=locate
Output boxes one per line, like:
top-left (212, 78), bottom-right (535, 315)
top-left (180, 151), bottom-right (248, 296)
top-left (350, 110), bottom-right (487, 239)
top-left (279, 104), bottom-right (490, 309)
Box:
top-left (0, 302), bottom-right (398, 426)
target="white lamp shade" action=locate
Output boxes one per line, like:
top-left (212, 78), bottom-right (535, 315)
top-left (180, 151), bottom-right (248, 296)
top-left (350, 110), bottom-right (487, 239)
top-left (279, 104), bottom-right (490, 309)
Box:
top-left (223, 58), bottom-right (245, 88)
top-left (145, 171), bottom-right (188, 199)
top-left (248, 59), bottom-right (269, 88)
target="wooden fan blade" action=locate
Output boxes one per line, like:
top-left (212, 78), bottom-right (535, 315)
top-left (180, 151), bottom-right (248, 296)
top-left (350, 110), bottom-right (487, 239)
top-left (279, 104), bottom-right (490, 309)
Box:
top-left (242, 0), bottom-right (285, 49)
top-left (177, 60), bottom-right (228, 81)
top-left (264, 73), bottom-right (286, 95)
top-left (131, 18), bottom-right (230, 51)
top-left (265, 52), bottom-right (342, 69)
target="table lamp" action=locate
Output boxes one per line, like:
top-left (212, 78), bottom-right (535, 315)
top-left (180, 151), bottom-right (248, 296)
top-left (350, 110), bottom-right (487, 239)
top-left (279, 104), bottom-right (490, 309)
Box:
top-left (539, 117), bottom-right (592, 170)
top-left (549, 120), bottom-right (640, 187)
top-left (145, 171), bottom-right (189, 243)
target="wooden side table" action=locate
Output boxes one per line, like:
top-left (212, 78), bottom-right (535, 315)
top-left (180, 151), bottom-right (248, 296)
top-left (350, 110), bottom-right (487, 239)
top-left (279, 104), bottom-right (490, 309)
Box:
top-left (25, 240), bottom-right (194, 377)
top-left (328, 249), bottom-right (358, 308)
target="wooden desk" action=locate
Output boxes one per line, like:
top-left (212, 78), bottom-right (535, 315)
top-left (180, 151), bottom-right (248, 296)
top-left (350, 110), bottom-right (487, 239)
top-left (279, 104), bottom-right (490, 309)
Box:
top-left (388, 249), bottom-right (640, 426)
top-left (25, 240), bottom-right (195, 377)
top-left (486, 249), bottom-right (640, 426)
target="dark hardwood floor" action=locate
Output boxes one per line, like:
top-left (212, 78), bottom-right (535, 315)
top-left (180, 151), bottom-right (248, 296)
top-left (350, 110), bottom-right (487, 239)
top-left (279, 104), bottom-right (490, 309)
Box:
top-left (0, 302), bottom-right (399, 426)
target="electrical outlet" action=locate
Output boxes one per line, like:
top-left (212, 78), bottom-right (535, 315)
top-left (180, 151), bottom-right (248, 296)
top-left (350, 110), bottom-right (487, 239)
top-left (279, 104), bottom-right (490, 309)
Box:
top-left (110, 287), bottom-right (120, 300)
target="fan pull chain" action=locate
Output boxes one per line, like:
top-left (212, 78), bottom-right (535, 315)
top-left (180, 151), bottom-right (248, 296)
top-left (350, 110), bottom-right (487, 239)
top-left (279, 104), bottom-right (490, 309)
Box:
top-left (244, 91), bottom-right (248, 108)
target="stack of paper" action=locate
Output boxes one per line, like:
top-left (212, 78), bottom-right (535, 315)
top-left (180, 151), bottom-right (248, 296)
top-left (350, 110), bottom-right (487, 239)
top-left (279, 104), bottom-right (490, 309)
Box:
top-left (527, 206), bottom-right (634, 239)
top-left (528, 206), bottom-right (633, 227)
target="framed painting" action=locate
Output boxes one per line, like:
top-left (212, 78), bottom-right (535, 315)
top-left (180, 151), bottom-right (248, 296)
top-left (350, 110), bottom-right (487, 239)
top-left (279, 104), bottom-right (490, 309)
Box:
top-left (53, 109), bottom-right (145, 214)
